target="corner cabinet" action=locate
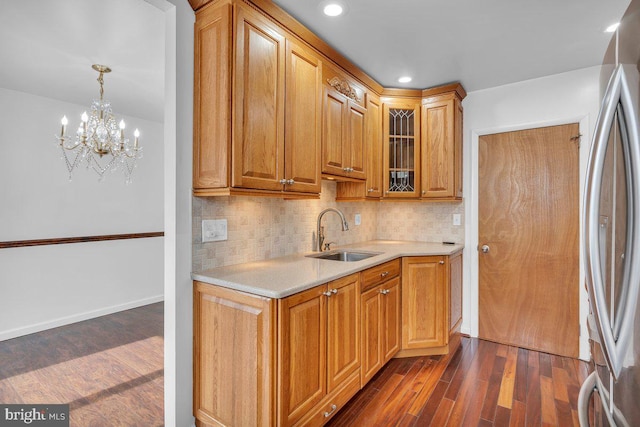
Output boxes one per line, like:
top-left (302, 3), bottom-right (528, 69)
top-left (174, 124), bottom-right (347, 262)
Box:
top-left (398, 251), bottom-right (463, 357)
top-left (382, 100), bottom-right (421, 198)
top-left (193, 1), bottom-right (322, 198)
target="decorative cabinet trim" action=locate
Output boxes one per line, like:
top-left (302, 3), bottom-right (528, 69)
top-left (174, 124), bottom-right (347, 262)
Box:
top-left (326, 76), bottom-right (362, 102)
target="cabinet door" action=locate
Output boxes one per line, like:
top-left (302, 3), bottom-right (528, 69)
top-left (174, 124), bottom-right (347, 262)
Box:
top-left (382, 277), bottom-right (401, 362)
top-left (193, 3), bottom-right (231, 190)
top-left (194, 282), bottom-right (275, 427)
top-left (322, 86), bottom-right (348, 176)
top-left (279, 285), bottom-right (327, 426)
top-left (383, 102), bottom-right (421, 198)
top-left (366, 94), bottom-right (383, 198)
top-left (232, 4), bottom-right (286, 191)
top-left (284, 40), bottom-right (322, 194)
top-left (449, 251), bottom-right (463, 332)
top-left (326, 273), bottom-right (360, 393)
top-left (360, 285), bottom-right (383, 386)
top-left (421, 96), bottom-right (462, 199)
top-left (401, 256), bottom-right (447, 349)
top-left (347, 100), bottom-right (367, 179)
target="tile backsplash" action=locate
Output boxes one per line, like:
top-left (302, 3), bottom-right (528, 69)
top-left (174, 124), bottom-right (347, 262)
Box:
top-left (192, 181), bottom-right (464, 272)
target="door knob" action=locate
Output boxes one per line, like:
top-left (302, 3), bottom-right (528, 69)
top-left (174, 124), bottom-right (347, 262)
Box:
top-left (481, 244), bottom-right (490, 253)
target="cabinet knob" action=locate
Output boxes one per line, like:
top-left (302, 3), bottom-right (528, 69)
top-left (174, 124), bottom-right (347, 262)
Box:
top-left (279, 179), bottom-right (287, 184)
top-left (439, 260), bottom-right (445, 264)
top-left (421, 190), bottom-right (426, 195)
top-left (323, 289), bottom-right (338, 297)
top-left (367, 188), bottom-right (374, 193)
top-left (380, 271), bottom-right (389, 278)
top-left (380, 289), bottom-right (390, 295)
top-left (287, 179), bottom-right (295, 185)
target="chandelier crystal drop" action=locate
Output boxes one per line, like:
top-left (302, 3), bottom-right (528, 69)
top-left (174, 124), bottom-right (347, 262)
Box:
top-left (55, 64), bottom-right (142, 184)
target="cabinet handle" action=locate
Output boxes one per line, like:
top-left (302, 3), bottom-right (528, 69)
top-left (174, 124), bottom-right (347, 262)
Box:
top-left (367, 188), bottom-right (374, 193)
top-left (439, 260), bottom-right (445, 264)
top-left (324, 404), bottom-right (338, 418)
top-left (279, 179), bottom-right (287, 184)
top-left (421, 190), bottom-right (426, 195)
top-left (380, 289), bottom-right (389, 295)
top-left (323, 289), bottom-right (338, 297)
top-left (343, 167), bottom-right (350, 172)
top-left (287, 179), bottom-right (295, 185)
top-left (380, 271), bottom-right (389, 278)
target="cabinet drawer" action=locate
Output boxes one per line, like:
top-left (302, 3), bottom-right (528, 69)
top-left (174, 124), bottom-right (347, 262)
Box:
top-left (360, 259), bottom-right (400, 292)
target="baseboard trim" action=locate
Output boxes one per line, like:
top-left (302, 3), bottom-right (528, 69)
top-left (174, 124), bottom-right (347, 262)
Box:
top-left (0, 295), bottom-right (165, 341)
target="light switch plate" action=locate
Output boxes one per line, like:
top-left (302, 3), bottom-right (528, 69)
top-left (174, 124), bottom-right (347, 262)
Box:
top-left (354, 213), bottom-right (361, 226)
top-left (452, 214), bottom-right (461, 226)
top-left (202, 219), bottom-right (228, 242)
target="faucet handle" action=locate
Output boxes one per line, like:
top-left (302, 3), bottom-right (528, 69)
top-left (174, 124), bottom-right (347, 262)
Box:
top-left (323, 242), bottom-right (335, 251)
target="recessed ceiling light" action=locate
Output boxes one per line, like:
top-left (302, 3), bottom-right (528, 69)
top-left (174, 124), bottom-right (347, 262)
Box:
top-left (398, 76), bottom-right (412, 83)
top-left (323, 3), bottom-right (343, 17)
top-left (605, 22), bottom-right (620, 32)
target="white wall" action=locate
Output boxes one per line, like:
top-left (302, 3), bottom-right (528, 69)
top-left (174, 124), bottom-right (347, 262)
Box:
top-left (462, 65), bottom-right (603, 360)
top-left (0, 87), bottom-right (164, 340)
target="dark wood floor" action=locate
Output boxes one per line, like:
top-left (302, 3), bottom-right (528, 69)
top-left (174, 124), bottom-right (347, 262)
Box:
top-left (328, 337), bottom-right (590, 427)
top-left (0, 303), bottom-right (164, 426)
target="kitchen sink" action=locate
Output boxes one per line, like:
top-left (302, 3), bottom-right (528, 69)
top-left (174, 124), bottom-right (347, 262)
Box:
top-left (306, 250), bottom-right (381, 262)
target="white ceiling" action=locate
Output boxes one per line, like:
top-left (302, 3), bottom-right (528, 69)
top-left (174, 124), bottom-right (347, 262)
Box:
top-left (273, 0), bottom-right (631, 91)
top-left (0, 0), bottom-right (631, 125)
top-left (0, 0), bottom-right (165, 123)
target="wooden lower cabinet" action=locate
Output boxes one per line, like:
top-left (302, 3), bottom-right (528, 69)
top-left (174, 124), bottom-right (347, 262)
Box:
top-left (398, 251), bottom-right (463, 357)
top-left (360, 276), bottom-right (401, 386)
top-left (193, 253), bottom-right (462, 426)
top-left (193, 282), bottom-right (276, 427)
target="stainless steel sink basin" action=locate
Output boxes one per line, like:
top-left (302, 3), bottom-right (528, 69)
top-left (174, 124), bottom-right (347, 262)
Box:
top-left (306, 250), bottom-right (381, 262)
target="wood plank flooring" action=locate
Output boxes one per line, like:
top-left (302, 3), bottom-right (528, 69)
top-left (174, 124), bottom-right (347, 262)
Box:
top-left (328, 337), bottom-right (590, 427)
top-left (0, 303), bottom-right (164, 426)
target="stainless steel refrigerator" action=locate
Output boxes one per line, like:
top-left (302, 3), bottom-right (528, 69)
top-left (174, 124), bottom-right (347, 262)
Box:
top-left (579, 1), bottom-right (640, 425)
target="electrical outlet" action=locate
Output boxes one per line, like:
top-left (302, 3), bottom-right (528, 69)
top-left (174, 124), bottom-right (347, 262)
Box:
top-left (202, 219), bottom-right (228, 242)
top-left (354, 213), bottom-right (361, 226)
top-left (452, 214), bottom-right (461, 226)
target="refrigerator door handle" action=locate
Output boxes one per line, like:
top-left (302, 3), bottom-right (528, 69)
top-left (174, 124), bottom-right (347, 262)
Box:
top-left (584, 64), bottom-right (640, 379)
top-left (577, 372), bottom-right (596, 427)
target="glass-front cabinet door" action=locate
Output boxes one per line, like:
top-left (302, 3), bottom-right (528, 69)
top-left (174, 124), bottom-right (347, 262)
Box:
top-left (382, 101), bottom-right (421, 198)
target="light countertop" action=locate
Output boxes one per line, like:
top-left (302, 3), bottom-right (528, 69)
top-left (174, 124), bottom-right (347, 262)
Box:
top-left (192, 240), bottom-right (464, 299)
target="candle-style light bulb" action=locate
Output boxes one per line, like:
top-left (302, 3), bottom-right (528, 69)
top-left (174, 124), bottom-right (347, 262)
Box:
top-left (60, 115), bottom-right (68, 138)
top-left (119, 119), bottom-right (126, 142)
top-left (134, 129), bottom-right (140, 149)
top-left (119, 120), bottom-right (125, 130)
top-left (81, 112), bottom-right (88, 123)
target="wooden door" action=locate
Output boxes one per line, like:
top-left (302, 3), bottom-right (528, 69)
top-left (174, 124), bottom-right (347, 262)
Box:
top-left (278, 285), bottom-right (327, 426)
top-left (284, 39), bottom-right (322, 194)
top-left (478, 124), bottom-right (579, 358)
top-left (401, 256), bottom-right (447, 349)
top-left (232, 4), bottom-right (285, 191)
top-left (322, 86), bottom-right (348, 176)
top-left (382, 276), bottom-right (401, 362)
top-left (360, 285), bottom-right (383, 385)
top-left (326, 273), bottom-right (360, 393)
top-left (421, 96), bottom-right (459, 199)
top-left (347, 100), bottom-right (367, 179)
top-left (366, 94), bottom-right (383, 198)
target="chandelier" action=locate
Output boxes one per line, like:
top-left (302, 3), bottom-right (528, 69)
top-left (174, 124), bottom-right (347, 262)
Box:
top-left (56, 64), bottom-right (142, 183)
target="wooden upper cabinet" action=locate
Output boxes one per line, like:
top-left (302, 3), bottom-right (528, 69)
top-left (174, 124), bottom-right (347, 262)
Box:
top-left (382, 100), bottom-right (421, 198)
top-left (284, 40), bottom-right (322, 194)
top-left (421, 89), bottom-right (464, 200)
top-left (321, 66), bottom-right (367, 180)
top-left (232, 4), bottom-right (286, 191)
top-left (365, 94), bottom-right (383, 198)
top-left (193, 2), bottom-right (232, 191)
top-left (193, 1), bottom-right (321, 198)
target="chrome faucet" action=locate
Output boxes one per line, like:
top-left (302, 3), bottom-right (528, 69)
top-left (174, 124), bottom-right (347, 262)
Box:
top-left (316, 208), bottom-right (349, 252)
